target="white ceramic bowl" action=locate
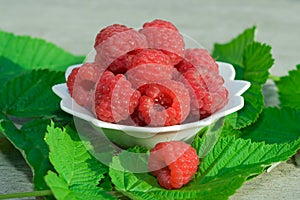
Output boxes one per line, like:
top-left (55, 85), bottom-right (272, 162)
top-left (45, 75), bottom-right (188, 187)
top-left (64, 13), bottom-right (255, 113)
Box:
top-left (52, 62), bottom-right (250, 148)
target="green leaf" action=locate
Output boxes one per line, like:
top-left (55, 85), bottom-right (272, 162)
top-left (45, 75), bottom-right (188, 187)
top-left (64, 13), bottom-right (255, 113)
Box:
top-left (109, 152), bottom-right (263, 200)
top-left (0, 113), bottom-right (52, 190)
top-left (0, 57), bottom-right (25, 86)
top-left (0, 69), bottom-right (65, 118)
top-left (225, 84), bottom-right (264, 129)
top-left (213, 26), bottom-right (256, 67)
top-left (0, 29), bottom-right (84, 71)
top-left (276, 65), bottom-right (300, 109)
top-left (218, 121), bottom-right (243, 138)
top-left (213, 27), bottom-right (274, 129)
top-left (0, 30), bottom-right (84, 193)
top-left (197, 135), bottom-right (300, 180)
top-left (110, 156), bottom-right (262, 200)
top-left (45, 171), bottom-right (114, 200)
top-left (241, 107), bottom-right (300, 144)
top-left (44, 124), bottom-right (115, 200)
top-left (98, 175), bottom-right (114, 192)
top-left (243, 42), bottom-right (274, 84)
top-left (191, 119), bottom-right (223, 158)
top-left (230, 42), bottom-right (274, 128)
top-left (109, 125), bottom-right (300, 200)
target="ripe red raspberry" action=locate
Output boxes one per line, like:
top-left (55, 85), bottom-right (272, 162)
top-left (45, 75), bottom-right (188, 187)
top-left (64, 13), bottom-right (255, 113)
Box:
top-left (94, 24), bottom-right (128, 48)
top-left (66, 67), bottom-right (79, 95)
top-left (106, 49), bottom-right (142, 75)
top-left (94, 71), bottom-right (141, 123)
top-left (143, 19), bottom-right (179, 31)
top-left (180, 67), bottom-right (228, 120)
top-left (139, 19), bottom-right (185, 65)
top-left (94, 24), bottom-right (148, 68)
top-left (175, 49), bottom-right (228, 120)
top-left (126, 49), bottom-right (176, 88)
top-left (148, 141), bottom-right (199, 189)
top-left (176, 59), bottom-right (224, 93)
top-left (137, 79), bottom-right (190, 126)
top-left (66, 63), bottom-right (103, 110)
top-left (182, 48), bottom-right (219, 73)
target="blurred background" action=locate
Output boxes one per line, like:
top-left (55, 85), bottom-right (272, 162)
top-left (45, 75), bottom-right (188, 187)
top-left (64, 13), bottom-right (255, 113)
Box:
top-left (0, 0), bottom-right (300, 199)
top-left (1, 0), bottom-right (300, 75)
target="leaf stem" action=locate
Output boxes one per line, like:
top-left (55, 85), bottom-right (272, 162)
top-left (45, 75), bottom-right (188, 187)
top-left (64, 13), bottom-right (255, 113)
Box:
top-left (268, 75), bottom-right (281, 82)
top-left (0, 190), bottom-right (52, 199)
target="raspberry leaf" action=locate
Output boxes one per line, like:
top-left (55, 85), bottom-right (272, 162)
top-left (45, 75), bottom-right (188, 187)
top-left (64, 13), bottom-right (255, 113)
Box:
top-left (213, 26), bottom-right (256, 67)
top-left (191, 120), bottom-right (223, 158)
top-left (44, 123), bottom-right (115, 200)
top-left (243, 42), bottom-right (274, 84)
top-left (0, 57), bottom-right (24, 86)
top-left (46, 171), bottom-right (114, 200)
top-left (275, 65), bottom-right (300, 109)
top-left (0, 29), bottom-right (84, 71)
top-left (0, 114), bottom-right (52, 190)
top-left (109, 131), bottom-right (300, 200)
top-left (0, 30), bottom-right (85, 195)
top-left (197, 134), bottom-right (300, 179)
top-left (213, 29), bottom-right (274, 129)
top-left (225, 84), bottom-right (264, 129)
top-left (110, 155), bottom-right (260, 200)
top-left (241, 107), bottom-right (300, 144)
top-left (0, 69), bottom-right (66, 118)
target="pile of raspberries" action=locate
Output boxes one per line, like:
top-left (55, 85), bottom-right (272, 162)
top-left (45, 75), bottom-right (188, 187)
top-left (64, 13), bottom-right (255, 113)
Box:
top-left (67, 19), bottom-right (228, 127)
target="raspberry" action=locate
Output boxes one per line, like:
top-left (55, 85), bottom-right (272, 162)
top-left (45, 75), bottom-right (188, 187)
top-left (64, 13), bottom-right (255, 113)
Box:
top-left (106, 49), bottom-right (142, 75)
top-left (143, 19), bottom-right (179, 31)
top-left (182, 48), bottom-right (219, 73)
top-left (148, 141), bottom-right (199, 189)
top-left (128, 48), bottom-right (172, 67)
top-left (94, 71), bottom-right (141, 123)
top-left (137, 80), bottom-right (190, 126)
top-left (94, 24), bottom-right (128, 48)
top-left (119, 109), bottom-right (147, 126)
top-left (176, 59), bottom-right (224, 93)
top-left (66, 67), bottom-right (79, 95)
top-left (139, 19), bottom-right (185, 65)
top-left (126, 49), bottom-right (176, 88)
top-left (94, 24), bottom-right (148, 68)
top-left (174, 48), bottom-right (228, 120)
top-left (66, 63), bottom-right (103, 109)
top-left (180, 67), bottom-right (228, 120)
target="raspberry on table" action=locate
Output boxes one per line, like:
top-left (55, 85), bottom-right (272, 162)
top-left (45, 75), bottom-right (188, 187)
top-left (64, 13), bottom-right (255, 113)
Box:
top-left (137, 79), bottom-right (190, 126)
top-left (66, 63), bottom-right (104, 110)
top-left (126, 49), bottom-right (176, 88)
top-left (148, 141), bottom-right (199, 189)
top-left (94, 71), bottom-right (141, 123)
top-left (94, 24), bottom-right (148, 68)
top-left (139, 19), bottom-right (185, 65)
